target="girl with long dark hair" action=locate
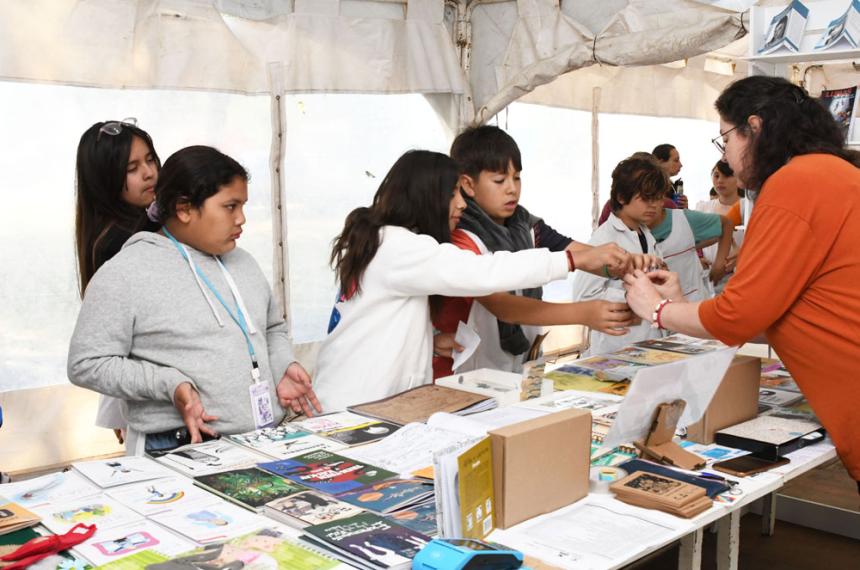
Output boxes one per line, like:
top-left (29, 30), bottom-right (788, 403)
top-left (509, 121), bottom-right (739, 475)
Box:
top-left (623, 76), bottom-right (860, 490)
top-left (75, 119), bottom-right (161, 441)
top-left (313, 150), bottom-right (583, 411)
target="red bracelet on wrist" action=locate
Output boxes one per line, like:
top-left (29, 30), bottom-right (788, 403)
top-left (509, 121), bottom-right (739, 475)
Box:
top-left (566, 250), bottom-right (575, 272)
top-left (651, 299), bottom-right (673, 330)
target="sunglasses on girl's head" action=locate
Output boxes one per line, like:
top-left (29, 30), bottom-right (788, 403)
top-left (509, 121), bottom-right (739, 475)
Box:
top-left (97, 117), bottom-right (138, 140)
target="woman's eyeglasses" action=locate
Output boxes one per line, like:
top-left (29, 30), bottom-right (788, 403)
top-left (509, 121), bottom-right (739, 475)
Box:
top-left (97, 117), bottom-right (138, 140)
top-left (711, 124), bottom-right (739, 154)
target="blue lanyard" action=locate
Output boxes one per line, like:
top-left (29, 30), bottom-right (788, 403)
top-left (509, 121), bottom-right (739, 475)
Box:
top-left (162, 227), bottom-right (259, 371)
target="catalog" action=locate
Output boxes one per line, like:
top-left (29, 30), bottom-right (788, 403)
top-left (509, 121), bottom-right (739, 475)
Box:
top-left (0, 470), bottom-right (100, 509)
top-left (32, 494), bottom-right (143, 535)
top-left (106, 476), bottom-right (215, 516)
top-left (265, 490), bottom-right (365, 529)
top-left (194, 467), bottom-right (307, 511)
top-left (150, 440), bottom-right (270, 477)
top-left (258, 451), bottom-right (397, 495)
top-left (303, 512), bottom-right (431, 570)
top-left (71, 519), bottom-right (194, 568)
top-left (148, 527), bottom-right (350, 570)
top-left (150, 500), bottom-right (268, 544)
top-left (814, 0), bottom-right (860, 50)
top-left (817, 86), bottom-right (857, 142)
top-left (758, 0), bottom-right (809, 54)
top-left (73, 456), bottom-right (176, 488)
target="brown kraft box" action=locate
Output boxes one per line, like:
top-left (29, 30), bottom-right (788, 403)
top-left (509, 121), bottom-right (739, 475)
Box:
top-left (686, 355), bottom-right (761, 444)
top-left (488, 407), bottom-right (591, 529)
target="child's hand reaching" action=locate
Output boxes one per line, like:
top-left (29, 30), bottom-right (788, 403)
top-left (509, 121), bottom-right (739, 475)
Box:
top-left (432, 332), bottom-right (464, 358)
top-left (583, 300), bottom-right (635, 336)
top-left (569, 243), bottom-right (632, 277)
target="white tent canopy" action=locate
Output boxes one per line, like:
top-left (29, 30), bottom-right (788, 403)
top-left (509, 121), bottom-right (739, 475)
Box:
top-left (1, 0), bottom-right (763, 471)
top-left (1, 0), bottom-right (751, 124)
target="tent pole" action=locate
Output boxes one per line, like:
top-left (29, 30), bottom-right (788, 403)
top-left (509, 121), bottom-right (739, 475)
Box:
top-left (591, 86), bottom-right (601, 231)
top-left (268, 65), bottom-right (290, 323)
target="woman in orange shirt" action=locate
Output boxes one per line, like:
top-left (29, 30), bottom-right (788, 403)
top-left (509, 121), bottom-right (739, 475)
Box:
top-left (623, 76), bottom-right (860, 489)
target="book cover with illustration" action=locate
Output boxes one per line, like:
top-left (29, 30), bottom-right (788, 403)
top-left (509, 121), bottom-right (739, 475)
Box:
top-left (0, 470), bottom-right (100, 510)
top-left (194, 467), bottom-right (306, 511)
top-left (143, 527), bottom-right (348, 570)
top-left (573, 356), bottom-right (649, 380)
top-left (320, 421), bottom-right (402, 447)
top-left (228, 423), bottom-right (312, 450)
top-left (334, 478), bottom-right (435, 514)
top-left (303, 512), bottom-right (430, 570)
top-left (632, 339), bottom-right (714, 355)
top-left (150, 440), bottom-right (269, 478)
top-left (32, 494), bottom-right (143, 535)
top-left (266, 491), bottom-right (365, 528)
top-left (456, 438), bottom-right (495, 540)
top-left (258, 451), bottom-right (396, 495)
top-left (606, 346), bottom-right (690, 366)
top-left (295, 412), bottom-right (377, 433)
top-left (385, 500), bottom-right (437, 537)
top-left (758, 0), bottom-right (809, 54)
top-left (818, 86), bottom-right (857, 142)
top-left (545, 364), bottom-right (629, 395)
top-left (150, 501), bottom-right (266, 544)
top-left (71, 519), bottom-right (194, 568)
top-left (73, 456), bottom-right (175, 488)
top-left (107, 476), bottom-right (215, 516)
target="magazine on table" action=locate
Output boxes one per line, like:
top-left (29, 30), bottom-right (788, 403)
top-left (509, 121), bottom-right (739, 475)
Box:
top-left (814, 0), bottom-right (860, 50)
top-left (294, 411), bottom-right (380, 433)
top-left (758, 0), bottom-right (809, 54)
top-left (0, 470), bottom-right (100, 509)
top-left (106, 476), bottom-right (216, 516)
top-left (333, 478), bottom-right (435, 515)
top-left (193, 467), bottom-right (307, 511)
top-left (72, 455), bottom-right (176, 488)
top-left (150, 500), bottom-right (268, 544)
top-left (320, 420), bottom-right (402, 447)
top-left (384, 499), bottom-right (438, 537)
top-left (149, 439), bottom-right (271, 477)
top-left (258, 450), bottom-right (397, 495)
top-left (31, 494), bottom-right (143, 535)
top-left (70, 519), bottom-right (194, 568)
top-left (227, 423), bottom-right (312, 453)
top-left (302, 512), bottom-right (431, 570)
top-left (145, 526), bottom-right (352, 570)
top-left (265, 490), bottom-right (365, 529)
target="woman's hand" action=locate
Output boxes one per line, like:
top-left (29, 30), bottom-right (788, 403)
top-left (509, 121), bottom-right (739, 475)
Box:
top-left (277, 362), bottom-right (323, 417)
top-left (582, 300), bottom-right (635, 336)
top-left (433, 332), bottom-right (464, 358)
top-left (570, 243), bottom-right (632, 277)
top-left (622, 269), bottom-right (682, 322)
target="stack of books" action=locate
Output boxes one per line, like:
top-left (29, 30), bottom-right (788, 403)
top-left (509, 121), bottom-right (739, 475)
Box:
top-left (610, 471), bottom-right (712, 518)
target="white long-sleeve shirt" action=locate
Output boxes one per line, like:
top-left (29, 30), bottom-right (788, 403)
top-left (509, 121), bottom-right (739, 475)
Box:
top-left (313, 225), bottom-right (569, 411)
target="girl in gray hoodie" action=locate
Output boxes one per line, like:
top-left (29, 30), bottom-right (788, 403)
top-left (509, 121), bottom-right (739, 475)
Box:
top-left (68, 146), bottom-right (320, 455)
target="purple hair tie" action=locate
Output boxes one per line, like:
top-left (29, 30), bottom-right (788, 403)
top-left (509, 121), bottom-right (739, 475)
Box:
top-left (146, 201), bottom-right (160, 223)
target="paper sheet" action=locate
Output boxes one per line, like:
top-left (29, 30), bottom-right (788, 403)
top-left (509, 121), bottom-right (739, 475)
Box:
top-left (452, 321), bottom-right (481, 371)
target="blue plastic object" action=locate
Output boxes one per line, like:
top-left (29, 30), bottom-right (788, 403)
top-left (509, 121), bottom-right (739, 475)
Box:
top-left (412, 538), bottom-right (524, 570)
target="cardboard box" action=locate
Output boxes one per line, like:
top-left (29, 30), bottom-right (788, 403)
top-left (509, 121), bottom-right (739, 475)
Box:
top-left (488, 408), bottom-right (590, 529)
top-left (686, 355), bottom-right (761, 444)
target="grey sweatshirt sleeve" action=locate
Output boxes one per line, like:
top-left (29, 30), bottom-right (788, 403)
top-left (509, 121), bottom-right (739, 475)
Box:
top-left (265, 291), bottom-right (297, 381)
top-left (67, 268), bottom-right (189, 403)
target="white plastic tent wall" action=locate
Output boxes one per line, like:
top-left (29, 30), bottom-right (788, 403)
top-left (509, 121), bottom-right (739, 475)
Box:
top-left (0, 0), bottom-right (751, 472)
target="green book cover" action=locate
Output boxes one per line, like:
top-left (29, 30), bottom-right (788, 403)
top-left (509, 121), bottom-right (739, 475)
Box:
top-left (193, 467), bottom-right (305, 510)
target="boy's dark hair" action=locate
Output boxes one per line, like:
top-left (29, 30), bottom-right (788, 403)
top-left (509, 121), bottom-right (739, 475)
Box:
top-left (450, 125), bottom-right (522, 178)
top-left (155, 146), bottom-right (248, 220)
top-left (715, 75), bottom-right (858, 191)
top-left (610, 156), bottom-right (670, 212)
top-left (651, 144), bottom-right (676, 162)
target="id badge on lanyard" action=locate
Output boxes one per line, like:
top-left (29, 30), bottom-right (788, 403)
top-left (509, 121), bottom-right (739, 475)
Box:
top-left (249, 371), bottom-right (275, 429)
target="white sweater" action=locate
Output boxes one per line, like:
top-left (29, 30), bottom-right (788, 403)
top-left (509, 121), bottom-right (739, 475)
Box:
top-left (313, 225), bottom-right (569, 411)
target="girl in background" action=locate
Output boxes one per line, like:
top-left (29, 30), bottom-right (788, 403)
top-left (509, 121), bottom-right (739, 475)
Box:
top-left (75, 119), bottom-right (161, 443)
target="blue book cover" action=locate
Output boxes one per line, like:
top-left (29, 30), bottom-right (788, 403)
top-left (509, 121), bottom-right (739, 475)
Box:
top-left (385, 501), bottom-right (437, 537)
top-left (334, 478), bottom-right (434, 514)
top-left (258, 450), bottom-right (396, 495)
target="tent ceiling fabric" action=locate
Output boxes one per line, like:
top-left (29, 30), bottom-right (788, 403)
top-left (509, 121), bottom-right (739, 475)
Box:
top-left (0, 0), bottom-right (750, 121)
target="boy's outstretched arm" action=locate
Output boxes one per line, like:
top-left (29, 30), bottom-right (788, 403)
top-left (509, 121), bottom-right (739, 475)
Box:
top-left (476, 293), bottom-right (633, 335)
top-left (698, 215), bottom-right (733, 283)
